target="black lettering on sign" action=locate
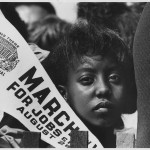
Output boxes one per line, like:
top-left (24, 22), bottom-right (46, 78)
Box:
top-left (22, 96), bottom-right (33, 107)
top-left (36, 124), bottom-right (43, 130)
top-left (32, 109), bottom-right (42, 116)
top-left (58, 137), bottom-right (68, 145)
top-left (62, 137), bottom-right (67, 142)
top-left (16, 107), bottom-right (24, 114)
top-left (43, 97), bottom-right (60, 117)
top-left (42, 129), bottom-right (49, 135)
top-left (58, 141), bottom-right (65, 145)
top-left (15, 88), bottom-right (26, 99)
top-left (88, 141), bottom-right (97, 148)
top-left (63, 121), bottom-right (80, 134)
top-left (53, 129), bottom-right (62, 137)
top-left (30, 118), bottom-right (37, 125)
top-left (39, 115), bottom-right (48, 124)
top-left (7, 81), bottom-right (20, 91)
top-left (49, 133), bottom-right (56, 139)
top-left (46, 122), bottom-right (55, 131)
top-left (65, 143), bottom-right (70, 148)
top-left (92, 144), bottom-right (97, 148)
top-left (19, 66), bottom-right (44, 92)
top-left (54, 111), bottom-right (70, 126)
top-left (24, 111), bottom-right (32, 119)
top-left (32, 87), bottom-right (50, 104)
top-left (88, 141), bottom-right (91, 145)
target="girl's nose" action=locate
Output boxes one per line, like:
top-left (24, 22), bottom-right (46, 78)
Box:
top-left (95, 79), bottom-right (111, 98)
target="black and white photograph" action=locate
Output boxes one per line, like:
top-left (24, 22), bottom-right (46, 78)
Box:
top-left (0, 1), bottom-right (148, 148)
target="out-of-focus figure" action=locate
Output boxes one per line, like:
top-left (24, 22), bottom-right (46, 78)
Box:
top-left (0, 2), bottom-right (28, 41)
top-left (28, 14), bottom-right (71, 52)
top-left (77, 2), bottom-right (145, 52)
top-left (12, 2), bottom-right (56, 30)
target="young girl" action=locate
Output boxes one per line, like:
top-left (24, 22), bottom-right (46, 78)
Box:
top-left (42, 21), bottom-right (137, 147)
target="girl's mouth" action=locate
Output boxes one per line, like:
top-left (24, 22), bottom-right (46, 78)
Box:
top-left (92, 101), bottom-right (114, 112)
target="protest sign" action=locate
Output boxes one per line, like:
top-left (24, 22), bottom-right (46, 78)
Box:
top-left (0, 10), bottom-right (103, 148)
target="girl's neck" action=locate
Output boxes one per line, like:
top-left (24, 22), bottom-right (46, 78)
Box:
top-left (89, 125), bottom-right (116, 148)
top-left (84, 118), bottom-right (124, 148)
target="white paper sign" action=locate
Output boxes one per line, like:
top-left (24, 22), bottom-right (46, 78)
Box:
top-left (0, 10), bottom-right (103, 148)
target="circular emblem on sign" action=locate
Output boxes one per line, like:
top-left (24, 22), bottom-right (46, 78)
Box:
top-left (0, 36), bottom-right (19, 72)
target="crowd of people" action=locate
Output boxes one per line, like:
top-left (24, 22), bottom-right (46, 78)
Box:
top-left (0, 2), bottom-right (147, 148)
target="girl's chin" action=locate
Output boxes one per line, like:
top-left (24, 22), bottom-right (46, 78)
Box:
top-left (79, 114), bottom-right (118, 129)
top-left (85, 119), bottom-right (115, 129)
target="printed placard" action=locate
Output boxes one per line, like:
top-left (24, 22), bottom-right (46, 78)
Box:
top-left (0, 10), bottom-right (103, 148)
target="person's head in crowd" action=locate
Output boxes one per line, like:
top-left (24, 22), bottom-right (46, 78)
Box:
top-left (0, 2), bottom-right (28, 40)
top-left (0, 3), bottom-right (50, 61)
top-left (12, 2), bottom-right (56, 29)
top-left (42, 21), bottom-right (137, 147)
top-left (28, 15), bottom-right (71, 52)
top-left (77, 2), bottom-right (141, 51)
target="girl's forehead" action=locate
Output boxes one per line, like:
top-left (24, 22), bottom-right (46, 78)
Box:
top-left (79, 55), bottom-right (117, 65)
top-left (72, 55), bottom-right (119, 71)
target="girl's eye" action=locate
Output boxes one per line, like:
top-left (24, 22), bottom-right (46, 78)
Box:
top-left (109, 74), bottom-right (120, 83)
top-left (79, 76), bottom-right (94, 85)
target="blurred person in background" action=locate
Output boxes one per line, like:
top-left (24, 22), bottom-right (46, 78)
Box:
top-left (11, 2), bottom-right (56, 32)
top-left (77, 2), bottom-right (145, 53)
top-left (28, 14), bottom-right (71, 52)
top-left (0, 2), bottom-right (28, 41)
top-left (0, 2), bottom-right (50, 62)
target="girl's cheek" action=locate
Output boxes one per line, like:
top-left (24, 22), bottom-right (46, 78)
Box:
top-left (112, 86), bottom-right (125, 100)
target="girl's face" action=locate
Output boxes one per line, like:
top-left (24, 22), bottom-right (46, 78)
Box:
top-left (64, 55), bottom-right (128, 128)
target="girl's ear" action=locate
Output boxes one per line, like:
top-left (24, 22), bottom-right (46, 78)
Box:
top-left (57, 85), bottom-right (68, 102)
